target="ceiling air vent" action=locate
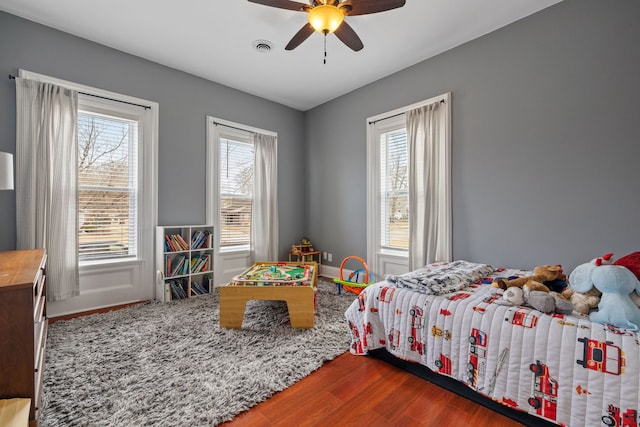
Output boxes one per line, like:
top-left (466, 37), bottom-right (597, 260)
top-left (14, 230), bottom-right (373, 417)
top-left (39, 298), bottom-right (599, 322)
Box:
top-left (252, 40), bottom-right (273, 53)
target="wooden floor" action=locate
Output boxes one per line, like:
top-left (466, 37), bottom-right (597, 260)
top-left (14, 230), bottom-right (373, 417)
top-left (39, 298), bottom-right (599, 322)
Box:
top-left (50, 296), bottom-right (525, 426)
top-left (221, 351), bottom-right (525, 427)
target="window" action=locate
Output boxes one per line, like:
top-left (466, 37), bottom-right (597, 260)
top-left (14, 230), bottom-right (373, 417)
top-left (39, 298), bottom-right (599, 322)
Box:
top-left (219, 136), bottom-right (254, 247)
top-left (366, 93), bottom-right (451, 275)
top-left (380, 127), bottom-right (409, 250)
top-left (19, 68), bottom-right (158, 315)
top-left (369, 114), bottom-right (409, 256)
top-left (207, 116), bottom-right (278, 283)
top-left (77, 98), bottom-right (144, 261)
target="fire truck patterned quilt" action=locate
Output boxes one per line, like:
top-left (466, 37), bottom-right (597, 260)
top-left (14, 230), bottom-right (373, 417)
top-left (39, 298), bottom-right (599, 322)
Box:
top-left (345, 261), bottom-right (640, 427)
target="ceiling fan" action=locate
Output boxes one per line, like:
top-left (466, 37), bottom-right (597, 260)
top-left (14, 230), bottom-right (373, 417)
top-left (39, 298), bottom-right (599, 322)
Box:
top-left (248, 0), bottom-right (406, 52)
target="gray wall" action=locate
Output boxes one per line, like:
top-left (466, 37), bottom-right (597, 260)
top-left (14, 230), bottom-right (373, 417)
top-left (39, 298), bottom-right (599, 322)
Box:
top-left (305, 0), bottom-right (640, 272)
top-left (3, 0), bottom-right (640, 274)
top-left (0, 11), bottom-right (305, 257)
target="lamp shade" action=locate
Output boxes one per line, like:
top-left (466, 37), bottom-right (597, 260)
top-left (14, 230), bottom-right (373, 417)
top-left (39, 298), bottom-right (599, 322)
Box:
top-left (308, 5), bottom-right (344, 34)
top-left (0, 152), bottom-right (14, 190)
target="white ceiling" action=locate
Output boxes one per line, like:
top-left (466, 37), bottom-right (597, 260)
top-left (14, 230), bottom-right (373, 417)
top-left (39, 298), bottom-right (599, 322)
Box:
top-left (0, 0), bottom-right (563, 111)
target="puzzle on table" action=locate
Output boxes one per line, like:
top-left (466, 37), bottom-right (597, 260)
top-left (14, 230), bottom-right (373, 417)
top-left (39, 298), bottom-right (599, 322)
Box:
top-left (220, 262), bottom-right (319, 328)
top-left (229, 262), bottom-right (316, 287)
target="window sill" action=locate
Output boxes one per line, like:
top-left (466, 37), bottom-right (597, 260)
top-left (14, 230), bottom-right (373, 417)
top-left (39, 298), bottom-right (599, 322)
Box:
top-left (379, 248), bottom-right (408, 259)
top-left (218, 245), bottom-right (250, 255)
top-left (79, 257), bottom-right (141, 271)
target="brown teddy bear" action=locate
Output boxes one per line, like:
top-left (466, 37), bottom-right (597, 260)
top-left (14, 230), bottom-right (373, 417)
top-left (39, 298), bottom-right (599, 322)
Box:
top-left (559, 253), bottom-right (610, 314)
top-left (561, 287), bottom-right (601, 315)
top-left (492, 265), bottom-right (566, 293)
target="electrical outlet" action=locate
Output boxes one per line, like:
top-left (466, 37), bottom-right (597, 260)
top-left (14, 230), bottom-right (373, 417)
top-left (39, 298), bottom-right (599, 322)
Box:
top-left (328, 253), bottom-right (332, 262)
top-left (323, 252), bottom-right (327, 260)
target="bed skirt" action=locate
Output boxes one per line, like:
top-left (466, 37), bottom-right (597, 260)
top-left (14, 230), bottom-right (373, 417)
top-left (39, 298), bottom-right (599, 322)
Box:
top-left (369, 348), bottom-right (556, 427)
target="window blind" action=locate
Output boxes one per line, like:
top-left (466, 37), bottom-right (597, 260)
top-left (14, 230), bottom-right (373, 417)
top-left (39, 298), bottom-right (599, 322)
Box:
top-left (380, 128), bottom-right (409, 250)
top-left (78, 112), bottom-right (138, 260)
top-left (219, 138), bottom-right (254, 247)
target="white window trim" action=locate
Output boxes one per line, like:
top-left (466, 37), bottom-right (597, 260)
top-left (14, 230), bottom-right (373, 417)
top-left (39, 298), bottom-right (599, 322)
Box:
top-left (215, 128), bottom-right (253, 253)
top-left (77, 98), bottom-right (142, 263)
top-left (19, 69), bottom-right (159, 269)
top-left (366, 92), bottom-right (451, 276)
top-left (205, 116), bottom-right (276, 255)
top-left (371, 114), bottom-right (408, 255)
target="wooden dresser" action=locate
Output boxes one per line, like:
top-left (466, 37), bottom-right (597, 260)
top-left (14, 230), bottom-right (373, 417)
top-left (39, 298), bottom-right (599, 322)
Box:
top-left (0, 249), bottom-right (47, 427)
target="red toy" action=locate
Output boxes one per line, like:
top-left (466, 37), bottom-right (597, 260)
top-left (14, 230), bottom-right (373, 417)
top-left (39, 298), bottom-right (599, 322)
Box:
top-left (333, 255), bottom-right (374, 295)
top-left (615, 252), bottom-right (640, 280)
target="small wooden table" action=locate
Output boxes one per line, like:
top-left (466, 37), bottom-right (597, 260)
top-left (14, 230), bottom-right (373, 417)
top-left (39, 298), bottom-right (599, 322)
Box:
top-left (219, 262), bottom-right (317, 329)
top-left (288, 248), bottom-right (322, 269)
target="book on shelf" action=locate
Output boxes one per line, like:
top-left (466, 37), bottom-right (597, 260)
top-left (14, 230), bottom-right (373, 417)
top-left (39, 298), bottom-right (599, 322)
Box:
top-left (191, 230), bottom-right (211, 249)
top-left (191, 281), bottom-right (201, 296)
top-left (170, 256), bottom-right (187, 277)
top-left (191, 231), bottom-right (203, 249)
top-left (165, 233), bottom-right (190, 252)
top-left (190, 281), bottom-right (209, 296)
top-left (170, 235), bottom-right (183, 251)
top-left (164, 235), bottom-right (175, 252)
top-left (176, 234), bottom-right (189, 250)
top-left (170, 279), bottom-right (189, 299)
top-left (201, 255), bottom-right (210, 273)
top-left (194, 283), bottom-right (204, 294)
top-left (189, 254), bottom-right (210, 274)
top-left (181, 279), bottom-right (189, 297)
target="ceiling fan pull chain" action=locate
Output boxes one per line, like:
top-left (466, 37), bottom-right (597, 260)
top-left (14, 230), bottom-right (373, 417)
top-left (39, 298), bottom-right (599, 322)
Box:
top-left (323, 31), bottom-right (327, 64)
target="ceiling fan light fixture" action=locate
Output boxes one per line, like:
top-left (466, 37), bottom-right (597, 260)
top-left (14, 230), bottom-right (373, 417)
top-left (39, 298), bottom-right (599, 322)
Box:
top-left (308, 5), bottom-right (344, 34)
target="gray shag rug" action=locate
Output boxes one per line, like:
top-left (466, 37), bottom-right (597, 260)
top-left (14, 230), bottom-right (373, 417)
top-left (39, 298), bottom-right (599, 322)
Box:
top-left (41, 278), bottom-right (356, 426)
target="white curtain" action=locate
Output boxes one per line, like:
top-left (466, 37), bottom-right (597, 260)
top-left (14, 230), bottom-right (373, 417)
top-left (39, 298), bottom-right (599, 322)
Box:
top-left (250, 133), bottom-right (278, 262)
top-left (15, 78), bottom-right (79, 302)
top-left (407, 101), bottom-right (451, 270)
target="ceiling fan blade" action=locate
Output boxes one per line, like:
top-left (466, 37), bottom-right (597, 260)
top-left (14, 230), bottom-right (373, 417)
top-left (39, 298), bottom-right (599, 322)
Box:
top-left (339, 0), bottom-right (406, 16)
top-left (285, 23), bottom-right (315, 50)
top-left (334, 21), bottom-right (363, 51)
top-left (247, 0), bottom-right (311, 12)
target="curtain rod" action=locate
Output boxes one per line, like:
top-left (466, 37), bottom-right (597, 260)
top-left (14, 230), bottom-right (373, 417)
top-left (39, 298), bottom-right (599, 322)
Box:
top-left (368, 99), bottom-right (446, 125)
top-left (9, 74), bottom-right (151, 110)
top-left (213, 122), bottom-right (256, 135)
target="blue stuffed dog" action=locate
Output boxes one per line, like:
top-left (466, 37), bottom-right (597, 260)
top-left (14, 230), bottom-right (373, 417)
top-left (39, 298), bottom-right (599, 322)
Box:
top-left (569, 258), bottom-right (640, 331)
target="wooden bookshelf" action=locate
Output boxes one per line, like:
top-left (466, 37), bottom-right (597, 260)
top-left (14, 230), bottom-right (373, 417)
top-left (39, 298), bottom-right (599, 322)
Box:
top-left (155, 225), bottom-right (214, 301)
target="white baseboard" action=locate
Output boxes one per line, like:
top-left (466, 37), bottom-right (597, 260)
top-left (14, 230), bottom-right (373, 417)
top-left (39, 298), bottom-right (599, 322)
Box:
top-left (320, 264), bottom-right (353, 279)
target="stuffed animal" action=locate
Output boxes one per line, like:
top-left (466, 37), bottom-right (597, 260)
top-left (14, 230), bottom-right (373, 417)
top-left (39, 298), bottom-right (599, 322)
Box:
top-left (543, 277), bottom-right (568, 293)
top-left (614, 252), bottom-right (640, 307)
top-left (614, 252), bottom-right (640, 279)
top-left (560, 253), bottom-right (610, 314)
top-left (570, 256), bottom-right (640, 330)
top-left (561, 287), bottom-right (601, 315)
top-left (562, 252), bottom-right (634, 314)
top-left (492, 265), bottom-right (566, 293)
top-left (498, 287), bottom-right (573, 314)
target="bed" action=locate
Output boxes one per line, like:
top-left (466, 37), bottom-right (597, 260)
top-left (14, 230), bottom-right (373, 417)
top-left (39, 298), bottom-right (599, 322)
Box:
top-left (344, 261), bottom-right (640, 427)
